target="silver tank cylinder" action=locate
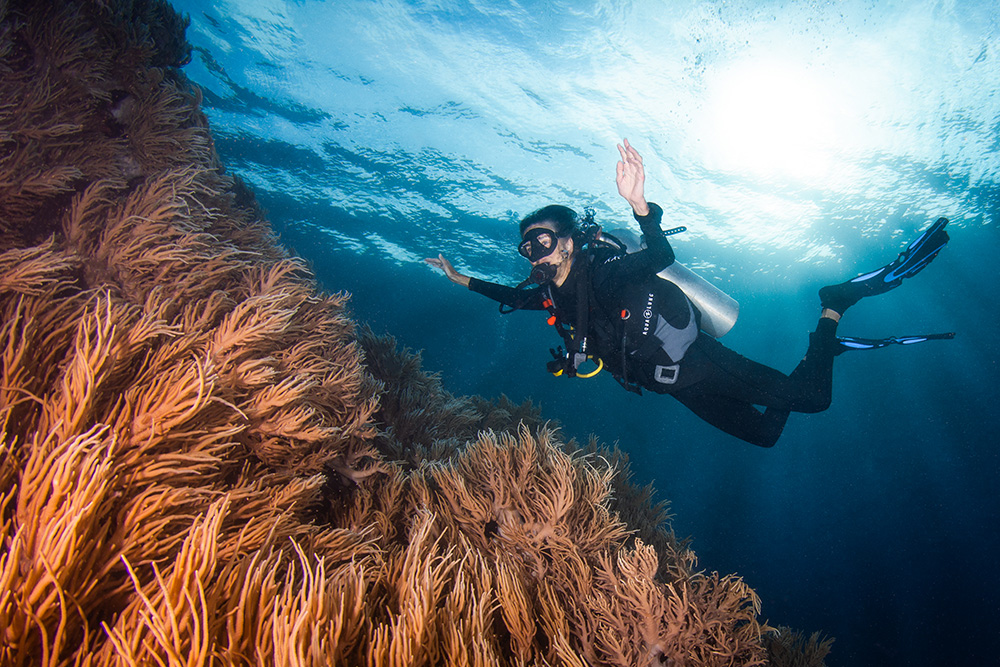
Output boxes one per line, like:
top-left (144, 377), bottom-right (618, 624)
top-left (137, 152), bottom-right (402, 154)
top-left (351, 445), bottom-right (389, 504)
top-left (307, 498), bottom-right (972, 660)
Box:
top-left (602, 228), bottom-right (739, 338)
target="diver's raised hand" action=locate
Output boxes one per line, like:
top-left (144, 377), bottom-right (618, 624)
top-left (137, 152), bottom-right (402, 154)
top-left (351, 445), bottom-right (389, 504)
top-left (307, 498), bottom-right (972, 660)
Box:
top-left (616, 138), bottom-right (650, 216)
top-left (425, 254), bottom-right (471, 287)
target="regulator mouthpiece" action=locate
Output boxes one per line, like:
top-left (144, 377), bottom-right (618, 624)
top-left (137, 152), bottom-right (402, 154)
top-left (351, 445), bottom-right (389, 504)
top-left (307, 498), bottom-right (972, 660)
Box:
top-left (529, 263), bottom-right (557, 285)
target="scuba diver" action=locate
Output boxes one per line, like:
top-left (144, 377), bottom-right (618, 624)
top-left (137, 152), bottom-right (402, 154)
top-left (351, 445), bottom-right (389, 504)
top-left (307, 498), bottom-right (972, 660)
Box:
top-left (425, 139), bottom-right (953, 447)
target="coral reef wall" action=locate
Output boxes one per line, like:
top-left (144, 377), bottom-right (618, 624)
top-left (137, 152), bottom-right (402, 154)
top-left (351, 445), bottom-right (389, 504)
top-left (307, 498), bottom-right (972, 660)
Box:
top-left (0, 1), bottom-right (830, 665)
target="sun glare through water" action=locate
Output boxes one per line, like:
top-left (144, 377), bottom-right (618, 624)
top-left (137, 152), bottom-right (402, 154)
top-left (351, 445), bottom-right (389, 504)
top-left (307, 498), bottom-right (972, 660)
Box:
top-left (702, 57), bottom-right (852, 184)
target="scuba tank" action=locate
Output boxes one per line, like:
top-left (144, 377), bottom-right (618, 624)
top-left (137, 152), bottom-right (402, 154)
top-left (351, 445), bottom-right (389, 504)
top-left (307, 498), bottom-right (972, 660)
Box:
top-left (601, 227), bottom-right (739, 338)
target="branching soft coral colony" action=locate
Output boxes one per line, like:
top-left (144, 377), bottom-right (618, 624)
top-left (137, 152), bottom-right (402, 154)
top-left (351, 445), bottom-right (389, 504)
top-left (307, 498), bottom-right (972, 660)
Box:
top-left (0, 0), bottom-right (831, 665)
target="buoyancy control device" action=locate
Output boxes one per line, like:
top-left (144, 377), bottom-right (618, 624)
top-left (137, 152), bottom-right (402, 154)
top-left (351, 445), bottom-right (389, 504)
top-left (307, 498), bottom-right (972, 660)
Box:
top-left (605, 227), bottom-right (739, 338)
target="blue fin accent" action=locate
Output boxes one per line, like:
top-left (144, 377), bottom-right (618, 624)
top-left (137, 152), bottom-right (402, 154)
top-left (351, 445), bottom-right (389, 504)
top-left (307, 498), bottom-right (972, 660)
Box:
top-left (852, 217), bottom-right (950, 289)
top-left (835, 331), bottom-right (955, 355)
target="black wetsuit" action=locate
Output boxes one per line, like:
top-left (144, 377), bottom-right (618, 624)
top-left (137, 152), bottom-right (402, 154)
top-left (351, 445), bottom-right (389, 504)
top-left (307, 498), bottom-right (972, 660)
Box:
top-left (469, 203), bottom-right (838, 447)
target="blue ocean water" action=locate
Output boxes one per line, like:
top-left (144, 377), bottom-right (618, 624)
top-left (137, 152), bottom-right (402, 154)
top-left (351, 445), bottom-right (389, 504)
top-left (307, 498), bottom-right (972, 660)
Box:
top-left (170, 1), bottom-right (1000, 664)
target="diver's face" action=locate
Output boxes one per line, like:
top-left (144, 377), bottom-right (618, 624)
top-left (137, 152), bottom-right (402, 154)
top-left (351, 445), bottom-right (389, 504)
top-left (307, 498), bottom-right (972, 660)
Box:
top-left (520, 223), bottom-right (573, 266)
top-left (520, 222), bottom-right (574, 286)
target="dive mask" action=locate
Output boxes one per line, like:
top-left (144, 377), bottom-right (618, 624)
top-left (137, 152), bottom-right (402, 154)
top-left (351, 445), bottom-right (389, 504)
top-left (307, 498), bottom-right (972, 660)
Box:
top-left (518, 228), bottom-right (558, 262)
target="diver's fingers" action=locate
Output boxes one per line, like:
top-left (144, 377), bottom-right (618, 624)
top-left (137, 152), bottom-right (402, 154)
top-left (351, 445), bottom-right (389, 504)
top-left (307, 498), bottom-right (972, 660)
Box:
top-left (618, 144), bottom-right (643, 174)
top-left (438, 254), bottom-right (459, 276)
top-left (624, 140), bottom-right (643, 164)
top-left (618, 155), bottom-right (642, 184)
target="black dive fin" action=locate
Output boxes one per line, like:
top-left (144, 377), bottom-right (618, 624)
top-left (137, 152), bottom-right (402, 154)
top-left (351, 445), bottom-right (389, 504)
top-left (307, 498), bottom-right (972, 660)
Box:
top-left (820, 217), bottom-right (950, 313)
top-left (835, 331), bottom-right (955, 356)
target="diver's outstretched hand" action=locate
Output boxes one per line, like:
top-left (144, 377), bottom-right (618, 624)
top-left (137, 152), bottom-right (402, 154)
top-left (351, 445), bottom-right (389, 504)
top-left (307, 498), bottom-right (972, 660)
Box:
top-left (616, 138), bottom-right (650, 216)
top-left (425, 254), bottom-right (471, 287)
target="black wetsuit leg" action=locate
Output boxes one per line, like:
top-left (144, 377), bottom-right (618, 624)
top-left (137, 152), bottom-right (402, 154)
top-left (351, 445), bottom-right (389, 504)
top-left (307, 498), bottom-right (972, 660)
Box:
top-left (672, 392), bottom-right (792, 448)
top-left (671, 319), bottom-right (838, 447)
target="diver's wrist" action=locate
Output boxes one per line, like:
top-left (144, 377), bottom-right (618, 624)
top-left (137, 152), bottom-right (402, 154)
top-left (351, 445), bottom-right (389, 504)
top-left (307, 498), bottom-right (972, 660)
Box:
top-left (633, 201), bottom-right (661, 221)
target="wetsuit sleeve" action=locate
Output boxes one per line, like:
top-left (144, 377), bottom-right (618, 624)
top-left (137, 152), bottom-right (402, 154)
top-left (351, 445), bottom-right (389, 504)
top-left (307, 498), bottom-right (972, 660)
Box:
top-left (634, 202), bottom-right (675, 271)
top-left (468, 277), bottom-right (546, 310)
top-left (592, 202), bottom-right (676, 291)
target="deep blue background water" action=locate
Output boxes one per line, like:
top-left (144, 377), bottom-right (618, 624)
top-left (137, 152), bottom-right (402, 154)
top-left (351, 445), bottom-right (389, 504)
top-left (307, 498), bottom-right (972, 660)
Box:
top-left (170, 1), bottom-right (1000, 664)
